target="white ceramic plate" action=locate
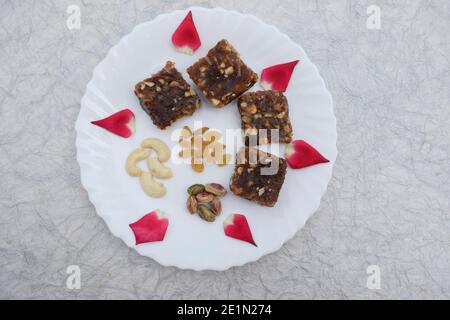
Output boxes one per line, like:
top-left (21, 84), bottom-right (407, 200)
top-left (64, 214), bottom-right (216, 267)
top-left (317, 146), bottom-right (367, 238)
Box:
top-left (76, 7), bottom-right (337, 271)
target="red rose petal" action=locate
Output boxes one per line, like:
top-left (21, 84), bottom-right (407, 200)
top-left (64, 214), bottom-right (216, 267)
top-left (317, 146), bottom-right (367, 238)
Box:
top-left (171, 11), bottom-right (201, 55)
top-left (223, 213), bottom-right (257, 247)
top-left (260, 60), bottom-right (299, 92)
top-left (285, 140), bottom-right (329, 169)
top-left (129, 210), bottom-right (169, 245)
top-left (91, 108), bottom-right (135, 138)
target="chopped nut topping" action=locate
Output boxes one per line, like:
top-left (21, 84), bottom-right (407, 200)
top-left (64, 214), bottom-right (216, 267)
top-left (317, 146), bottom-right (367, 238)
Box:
top-left (211, 98), bottom-right (221, 106)
top-left (143, 81), bottom-right (155, 87)
top-left (244, 128), bottom-right (258, 136)
top-left (244, 104), bottom-right (257, 114)
top-left (242, 115), bottom-right (252, 124)
top-left (225, 66), bottom-right (234, 75)
top-left (258, 188), bottom-right (265, 196)
top-left (276, 111), bottom-right (286, 118)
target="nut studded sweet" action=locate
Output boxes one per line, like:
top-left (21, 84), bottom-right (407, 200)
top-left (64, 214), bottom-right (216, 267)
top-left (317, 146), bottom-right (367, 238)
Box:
top-left (238, 90), bottom-right (293, 144)
top-left (187, 39), bottom-right (258, 108)
top-left (135, 61), bottom-right (201, 130)
top-left (230, 147), bottom-right (287, 207)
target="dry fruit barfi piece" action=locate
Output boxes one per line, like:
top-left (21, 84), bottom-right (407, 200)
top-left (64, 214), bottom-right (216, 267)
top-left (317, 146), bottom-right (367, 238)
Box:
top-left (187, 39), bottom-right (258, 108)
top-left (238, 90), bottom-right (293, 144)
top-left (229, 147), bottom-right (287, 207)
top-left (135, 61), bottom-right (201, 130)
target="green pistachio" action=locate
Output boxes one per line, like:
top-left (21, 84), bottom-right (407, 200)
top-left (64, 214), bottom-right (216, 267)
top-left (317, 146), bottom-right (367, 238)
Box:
top-left (198, 204), bottom-right (216, 222)
top-left (187, 184), bottom-right (205, 195)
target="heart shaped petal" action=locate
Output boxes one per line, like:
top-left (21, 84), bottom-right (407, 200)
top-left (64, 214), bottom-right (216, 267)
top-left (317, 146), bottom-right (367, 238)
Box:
top-left (129, 209), bottom-right (169, 245)
top-left (172, 11), bottom-right (201, 55)
top-left (284, 140), bottom-right (329, 169)
top-left (223, 213), bottom-right (257, 246)
top-left (91, 108), bottom-right (135, 138)
top-left (260, 60), bottom-right (299, 92)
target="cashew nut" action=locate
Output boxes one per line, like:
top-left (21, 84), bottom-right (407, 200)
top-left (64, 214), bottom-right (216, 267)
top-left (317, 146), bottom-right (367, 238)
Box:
top-left (147, 156), bottom-right (173, 179)
top-left (139, 172), bottom-right (166, 198)
top-left (126, 138), bottom-right (173, 198)
top-left (125, 148), bottom-right (151, 177)
top-left (140, 138), bottom-right (170, 162)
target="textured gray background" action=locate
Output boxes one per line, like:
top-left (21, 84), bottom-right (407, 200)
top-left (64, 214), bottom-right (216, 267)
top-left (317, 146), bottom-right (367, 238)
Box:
top-left (1, 0), bottom-right (449, 299)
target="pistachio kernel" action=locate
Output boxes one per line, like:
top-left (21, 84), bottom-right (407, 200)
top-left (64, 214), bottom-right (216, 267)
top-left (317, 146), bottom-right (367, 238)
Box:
top-left (186, 195), bottom-right (198, 214)
top-left (196, 192), bottom-right (214, 203)
top-left (187, 184), bottom-right (205, 195)
top-left (211, 197), bottom-right (222, 215)
top-left (205, 183), bottom-right (227, 197)
top-left (198, 204), bottom-right (216, 222)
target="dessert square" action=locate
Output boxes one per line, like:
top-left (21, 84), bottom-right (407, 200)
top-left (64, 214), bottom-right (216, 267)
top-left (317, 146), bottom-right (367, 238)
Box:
top-left (238, 90), bottom-right (293, 144)
top-left (230, 147), bottom-right (287, 207)
top-left (187, 39), bottom-right (258, 108)
top-left (135, 61), bottom-right (201, 130)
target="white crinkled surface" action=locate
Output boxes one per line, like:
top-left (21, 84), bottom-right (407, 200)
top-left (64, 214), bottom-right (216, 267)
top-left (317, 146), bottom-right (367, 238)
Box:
top-left (0, 0), bottom-right (449, 299)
